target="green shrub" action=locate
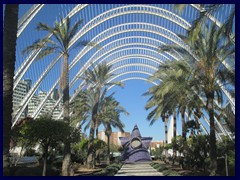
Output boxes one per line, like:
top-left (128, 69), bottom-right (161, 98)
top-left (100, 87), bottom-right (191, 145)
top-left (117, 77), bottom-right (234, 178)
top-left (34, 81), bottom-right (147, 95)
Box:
top-left (153, 164), bottom-right (161, 169)
top-left (110, 163), bottom-right (122, 170)
top-left (106, 166), bottom-right (118, 173)
top-left (157, 165), bottom-right (168, 172)
top-left (168, 172), bottom-right (181, 176)
top-left (150, 162), bottom-right (158, 167)
top-left (93, 169), bottom-right (107, 176)
top-left (93, 163), bottom-right (122, 176)
top-left (162, 169), bottom-right (180, 176)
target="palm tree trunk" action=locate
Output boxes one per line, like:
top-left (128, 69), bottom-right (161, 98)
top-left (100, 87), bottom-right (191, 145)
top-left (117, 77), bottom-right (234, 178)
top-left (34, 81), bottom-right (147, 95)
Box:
top-left (172, 110), bottom-right (177, 165)
top-left (207, 92), bottom-right (217, 176)
top-left (87, 88), bottom-right (101, 168)
top-left (62, 53), bottom-right (70, 123)
top-left (61, 53), bottom-right (71, 176)
top-left (173, 110), bottom-right (177, 139)
top-left (95, 120), bottom-right (99, 139)
top-left (181, 108), bottom-right (186, 140)
top-left (87, 118), bottom-right (95, 169)
top-left (164, 114), bottom-right (168, 157)
top-left (42, 145), bottom-right (48, 176)
top-left (3, 4), bottom-right (19, 175)
top-left (106, 134), bottom-right (110, 165)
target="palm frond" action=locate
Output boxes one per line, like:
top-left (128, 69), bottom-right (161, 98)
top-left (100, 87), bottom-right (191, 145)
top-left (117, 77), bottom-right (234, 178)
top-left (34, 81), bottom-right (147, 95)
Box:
top-left (35, 46), bottom-right (58, 60)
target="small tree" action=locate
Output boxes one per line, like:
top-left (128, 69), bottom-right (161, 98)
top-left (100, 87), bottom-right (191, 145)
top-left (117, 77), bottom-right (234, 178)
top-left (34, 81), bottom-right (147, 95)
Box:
top-left (16, 115), bottom-right (70, 176)
top-left (11, 117), bottom-right (35, 166)
top-left (73, 139), bottom-right (106, 165)
top-left (71, 139), bottom-right (88, 165)
top-left (217, 136), bottom-right (235, 176)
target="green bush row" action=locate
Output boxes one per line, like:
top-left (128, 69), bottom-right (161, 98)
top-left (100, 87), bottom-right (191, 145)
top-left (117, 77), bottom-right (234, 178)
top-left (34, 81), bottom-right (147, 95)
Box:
top-left (162, 169), bottom-right (181, 176)
top-left (152, 164), bottom-right (161, 169)
top-left (93, 163), bottom-right (122, 176)
top-left (151, 163), bottom-right (181, 176)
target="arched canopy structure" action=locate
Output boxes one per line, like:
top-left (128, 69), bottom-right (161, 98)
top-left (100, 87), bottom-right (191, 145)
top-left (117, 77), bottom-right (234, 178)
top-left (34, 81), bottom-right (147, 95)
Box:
top-left (11, 4), bottom-right (235, 140)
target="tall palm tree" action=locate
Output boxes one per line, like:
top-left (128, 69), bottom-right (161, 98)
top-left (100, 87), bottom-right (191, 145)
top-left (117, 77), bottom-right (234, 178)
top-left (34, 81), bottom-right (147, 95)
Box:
top-left (81, 62), bottom-right (123, 168)
top-left (22, 17), bottom-right (97, 176)
top-left (70, 88), bottom-right (97, 168)
top-left (98, 95), bottom-right (128, 165)
top-left (159, 22), bottom-right (235, 175)
top-left (83, 62), bottom-right (123, 137)
top-left (144, 86), bottom-right (171, 156)
top-left (147, 60), bottom-right (204, 141)
top-left (71, 90), bottom-right (127, 167)
top-left (3, 4), bottom-right (19, 175)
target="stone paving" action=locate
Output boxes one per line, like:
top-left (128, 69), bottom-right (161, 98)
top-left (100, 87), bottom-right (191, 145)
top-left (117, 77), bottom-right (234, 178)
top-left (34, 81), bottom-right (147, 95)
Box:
top-left (115, 162), bottom-right (163, 176)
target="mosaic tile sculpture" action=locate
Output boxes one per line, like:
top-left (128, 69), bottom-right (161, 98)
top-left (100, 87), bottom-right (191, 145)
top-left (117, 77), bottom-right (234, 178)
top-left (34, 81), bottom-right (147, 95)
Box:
top-left (119, 124), bottom-right (152, 163)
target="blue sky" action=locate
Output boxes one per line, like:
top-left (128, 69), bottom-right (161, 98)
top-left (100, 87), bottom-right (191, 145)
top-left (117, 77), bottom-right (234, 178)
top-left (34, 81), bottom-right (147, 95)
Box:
top-left (102, 80), bottom-right (171, 141)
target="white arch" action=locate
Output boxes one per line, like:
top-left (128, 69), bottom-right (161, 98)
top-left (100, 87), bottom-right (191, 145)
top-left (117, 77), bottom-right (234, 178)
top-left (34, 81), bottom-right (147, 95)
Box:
top-left (13, 30), bottom-right (179, 124)
top-left (13, 5), bottom-right (235, 126)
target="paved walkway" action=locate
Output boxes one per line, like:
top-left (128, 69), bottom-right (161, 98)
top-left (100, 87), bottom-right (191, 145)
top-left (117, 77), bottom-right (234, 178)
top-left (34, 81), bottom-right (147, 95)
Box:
top-left (115, 162), bottom-right (163, 176)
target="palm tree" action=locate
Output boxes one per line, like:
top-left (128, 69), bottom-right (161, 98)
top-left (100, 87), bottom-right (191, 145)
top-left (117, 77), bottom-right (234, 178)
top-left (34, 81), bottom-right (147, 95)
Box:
top-left (70, 88), bottom-right (97, 168)
top-left (70, 90), bottom-right (91, 128)
top-left (98, 95), bottom-right (128, 165)
top-left (22, 17), bottom-right (97, 176)
top-left (144, 86), bottom-right (171, 157)
top-left (174, 4), bottom-right (235, 44)
top-left (159, 22), bottom-right (235, 175)
top-left (3, 4), bottom-right (19, 175)
top-left (83, 62), bottom-right (123, 137)
top-left (71, 89), bottom-right (127, 167)
top-left (147, 60), bottom-right (204, 141)
top-left (81, 62), bottom-right (123, 168)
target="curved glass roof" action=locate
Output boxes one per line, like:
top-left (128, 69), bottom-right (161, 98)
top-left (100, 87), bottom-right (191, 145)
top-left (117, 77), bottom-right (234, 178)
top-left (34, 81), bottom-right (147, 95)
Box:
top-left (11, 4), bottom-right (235, 140)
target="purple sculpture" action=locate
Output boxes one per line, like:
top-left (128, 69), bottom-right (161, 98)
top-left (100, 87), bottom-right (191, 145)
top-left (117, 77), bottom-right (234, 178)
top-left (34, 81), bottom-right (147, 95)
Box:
top-left (119, 124), bottom-right (152, 163)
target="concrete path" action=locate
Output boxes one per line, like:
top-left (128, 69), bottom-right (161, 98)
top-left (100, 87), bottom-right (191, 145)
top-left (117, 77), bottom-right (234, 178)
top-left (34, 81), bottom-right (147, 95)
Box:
top-left (115, 162), bottom-right (163, 176)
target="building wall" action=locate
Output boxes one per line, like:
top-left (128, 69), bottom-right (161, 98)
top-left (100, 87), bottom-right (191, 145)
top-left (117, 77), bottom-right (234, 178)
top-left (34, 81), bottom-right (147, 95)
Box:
top-left (13, 84), bottom-right (63, 120)
top-left (12, 79), bottom-right (32, 118)
top-left (98, 131), bottom-right (130, 146)
top-left (150, 141), bottom-right (164, 151)
top-left (28, 90), bottom-right (62, 119)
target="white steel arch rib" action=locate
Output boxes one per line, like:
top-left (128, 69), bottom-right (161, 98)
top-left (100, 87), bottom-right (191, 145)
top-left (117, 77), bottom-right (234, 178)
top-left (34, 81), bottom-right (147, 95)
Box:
top-left (17, 4), bottom-right (44, 37)
top-left (68, 4), bottom-right (191, 47)
top-left (68, 22), bottom-right (184, 72)
top-left (109, 77), bottom-right (158, 91)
